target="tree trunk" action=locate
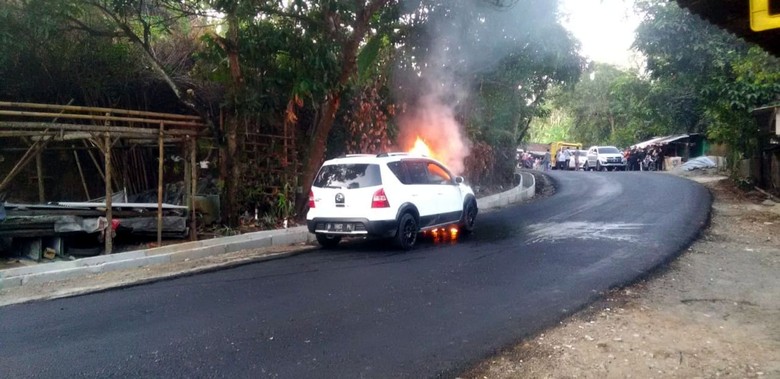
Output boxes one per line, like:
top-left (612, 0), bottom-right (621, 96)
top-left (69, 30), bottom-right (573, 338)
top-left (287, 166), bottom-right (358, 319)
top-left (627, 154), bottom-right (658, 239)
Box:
top-left (224, 117), bottom-right (240, 226)
top-left (221, 10), bottom-right (244, 227)
top-left (293, 0), bottom-right (391, 217)
top-left (296, 93), bottom-right (341, 215)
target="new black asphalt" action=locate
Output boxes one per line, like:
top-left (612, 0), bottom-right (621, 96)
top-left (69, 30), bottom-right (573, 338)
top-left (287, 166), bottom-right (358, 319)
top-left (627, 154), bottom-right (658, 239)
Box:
top-left (0, 171), bottom-right (711, 378)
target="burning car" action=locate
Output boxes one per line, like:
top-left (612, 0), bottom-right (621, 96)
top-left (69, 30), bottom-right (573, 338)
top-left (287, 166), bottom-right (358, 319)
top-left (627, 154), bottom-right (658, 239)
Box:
top-left (306, 151), bottom-right (477, 250)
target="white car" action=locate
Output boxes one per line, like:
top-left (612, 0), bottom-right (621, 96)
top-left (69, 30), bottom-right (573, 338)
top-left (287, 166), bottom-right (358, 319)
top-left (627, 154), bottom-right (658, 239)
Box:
top-left (585, 146), bottom-right (626, 171)
top-left (306, 153), bottom-right (478, 250)
top-left (567, 150), bottom-right (588, 170)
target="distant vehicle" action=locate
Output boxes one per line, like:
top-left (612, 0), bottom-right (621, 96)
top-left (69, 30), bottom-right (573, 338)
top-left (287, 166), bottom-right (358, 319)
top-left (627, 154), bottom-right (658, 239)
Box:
top-left (585, 146), bottom-right (626, 171)
top-left (567, 150), bottom-right (589, 170)
top-left (550, 141), bottom-right (583, 169)
top-left (306, 153), bottom-right (478, 250)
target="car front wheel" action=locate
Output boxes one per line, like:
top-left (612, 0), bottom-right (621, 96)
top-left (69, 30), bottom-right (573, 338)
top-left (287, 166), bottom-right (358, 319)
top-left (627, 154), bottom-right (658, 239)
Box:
top-left (316, 233), bottom-right (341, 249)
top-left (395, 212), bottom-right (418, 250)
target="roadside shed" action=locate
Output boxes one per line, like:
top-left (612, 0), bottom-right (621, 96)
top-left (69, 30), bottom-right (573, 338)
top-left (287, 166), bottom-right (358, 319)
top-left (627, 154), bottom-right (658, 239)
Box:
top-left (631, 133), bottom-right (708, 162)
top-left (0, 102), bottom-right (206, 257)
top-left (751, 105), bottom-right (780, 195)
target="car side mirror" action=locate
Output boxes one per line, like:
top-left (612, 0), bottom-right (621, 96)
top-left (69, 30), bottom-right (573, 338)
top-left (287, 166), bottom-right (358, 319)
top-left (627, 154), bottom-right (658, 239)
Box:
top-left (455, 176), bottom-right (464, 184)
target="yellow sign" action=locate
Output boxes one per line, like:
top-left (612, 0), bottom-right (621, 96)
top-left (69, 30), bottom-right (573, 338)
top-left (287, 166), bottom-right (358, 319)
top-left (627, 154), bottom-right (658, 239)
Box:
top-left (750, 0), bottom-right (780, 31)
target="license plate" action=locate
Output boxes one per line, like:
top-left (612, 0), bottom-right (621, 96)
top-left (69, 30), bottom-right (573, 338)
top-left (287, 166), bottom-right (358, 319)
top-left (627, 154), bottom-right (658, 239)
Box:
top-left (327, 223), bottom-right (354, 232)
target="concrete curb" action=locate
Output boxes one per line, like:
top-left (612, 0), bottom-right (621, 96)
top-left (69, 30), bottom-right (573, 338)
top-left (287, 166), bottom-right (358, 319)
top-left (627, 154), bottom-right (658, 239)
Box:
top-left (1, 227), bottom-right (314, 289)
top-left (477, 170), bottom-right (536, 210)
top-left (0, 172), bottom-right (537, 290)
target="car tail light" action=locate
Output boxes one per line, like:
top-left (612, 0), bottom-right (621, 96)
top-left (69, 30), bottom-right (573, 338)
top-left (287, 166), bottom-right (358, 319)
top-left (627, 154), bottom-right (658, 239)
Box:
top-left (371, 188), bottom-right (390, 208)
top-left (308, 190), bottom-right (315, 208)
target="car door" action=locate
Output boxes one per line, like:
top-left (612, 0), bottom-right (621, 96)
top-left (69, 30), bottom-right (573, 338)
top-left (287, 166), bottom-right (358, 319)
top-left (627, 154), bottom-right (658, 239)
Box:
top-left (400, 160), bottom-right (438, 227)
top-left (423, 161), bottom-right (463, 225)
top-left (587, 147), bottom-right (598, 167)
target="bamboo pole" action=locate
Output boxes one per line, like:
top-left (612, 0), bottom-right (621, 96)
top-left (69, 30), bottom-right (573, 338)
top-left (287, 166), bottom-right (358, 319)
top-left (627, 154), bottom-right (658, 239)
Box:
top-left (0, 110), bottom-right (203, 128)
top-left (73, 149), bottom-right (90, 200)
top-left (189, 136), bottom-right (198, 241)
top-left (83, 140), bottom-right (106, 182)
top-left (0, 135), bottom-right (50, 193)
top-left (157, 122), bottom-right (165, 246)
top-left (103, 134), bottom-right (113, 255)
top-left (0, 131), bottom-right (187, 143)
top-left (35, 151), bottom-right (45, 203)
top-left (0, 101), bottom-right (203, 121)
top-left (0, 122), bottom-right (199, 136)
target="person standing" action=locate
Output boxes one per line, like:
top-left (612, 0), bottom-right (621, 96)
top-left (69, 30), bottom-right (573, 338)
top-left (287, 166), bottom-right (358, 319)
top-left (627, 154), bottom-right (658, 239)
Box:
top-left (637, 148), bottom-right (647, 171)
top-left (627, 148), bottom-right (637, 171)
top-left (562, 147), bottom-right (572, 171)
top-left (656, 146), bottom-right (665, 171)
top-left (543, 149), bottom-right (551, 171)
top-left (573, 150), bottom-right (580, 171)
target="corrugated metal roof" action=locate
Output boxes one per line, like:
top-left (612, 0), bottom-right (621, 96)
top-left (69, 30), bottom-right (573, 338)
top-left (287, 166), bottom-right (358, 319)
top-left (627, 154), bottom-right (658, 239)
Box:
top-left (631, 134), bottom-right (691, 149)
top-left (674, 0), bottom-right (780, 58)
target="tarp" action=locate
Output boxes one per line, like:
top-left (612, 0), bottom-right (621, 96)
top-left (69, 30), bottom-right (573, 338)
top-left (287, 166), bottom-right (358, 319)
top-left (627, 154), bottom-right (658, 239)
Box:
top-left (680, 156), bottom-right (717, 171)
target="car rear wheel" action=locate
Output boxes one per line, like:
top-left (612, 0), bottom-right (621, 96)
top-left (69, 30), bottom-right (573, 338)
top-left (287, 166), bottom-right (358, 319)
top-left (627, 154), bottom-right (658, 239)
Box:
top-left (460, 201), bottom-right (477, 234)
top-left (395, 212), bottom-right (418, 250)
top-left (316, 233), bottom-right (341, 249)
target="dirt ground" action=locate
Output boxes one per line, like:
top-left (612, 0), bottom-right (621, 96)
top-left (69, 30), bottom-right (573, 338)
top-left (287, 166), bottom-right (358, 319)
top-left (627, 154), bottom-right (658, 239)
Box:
top-left (2, 170), bottom-right (778, 379)
top-left (465, 171), bottom-right (780, 379)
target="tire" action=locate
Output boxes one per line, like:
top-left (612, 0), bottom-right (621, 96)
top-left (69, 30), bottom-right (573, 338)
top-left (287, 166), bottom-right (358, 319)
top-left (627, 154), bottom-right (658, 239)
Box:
top-left (394, 212), bottom-right (418, 250)
top-left (584, 162), bottom-right (590, 171)
top-left (316, 233), bottom-right (341, 249)
top-left (596, 162), bottom-right (602, 171)
top-left (460, 201), bottom-right (478, 234)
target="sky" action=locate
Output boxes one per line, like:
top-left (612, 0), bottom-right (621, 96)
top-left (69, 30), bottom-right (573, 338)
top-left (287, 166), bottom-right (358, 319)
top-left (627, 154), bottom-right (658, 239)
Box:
top-left (559, 0), bottom-right (643, 68)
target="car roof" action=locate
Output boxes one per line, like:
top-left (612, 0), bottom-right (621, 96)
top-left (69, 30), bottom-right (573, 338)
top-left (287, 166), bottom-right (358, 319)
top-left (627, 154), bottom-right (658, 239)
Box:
top-left (321, 153), bottom-right (439, 166)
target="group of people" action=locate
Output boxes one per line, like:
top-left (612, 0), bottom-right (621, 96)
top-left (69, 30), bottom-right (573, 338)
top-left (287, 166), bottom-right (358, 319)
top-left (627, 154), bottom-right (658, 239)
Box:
top-left (554, 147), bottom-right (580, 171)
top-left (518, 144), bottom-right (668, 172)
top-left (623, 145), bottom-right (664, 171)
top-left (518, 148), bottom-right (577, 172)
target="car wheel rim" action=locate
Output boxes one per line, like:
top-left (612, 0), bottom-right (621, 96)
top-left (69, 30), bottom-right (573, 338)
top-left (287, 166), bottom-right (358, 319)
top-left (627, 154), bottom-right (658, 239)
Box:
top-left (403, 219), bottom-right (417, 245)
top-left (467, 206), bottom-right (476, 228)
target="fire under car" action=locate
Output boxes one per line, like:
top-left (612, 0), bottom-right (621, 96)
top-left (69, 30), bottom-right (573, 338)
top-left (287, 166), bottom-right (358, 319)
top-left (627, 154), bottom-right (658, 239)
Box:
top-left (306, 153), bottom-right (478, 250)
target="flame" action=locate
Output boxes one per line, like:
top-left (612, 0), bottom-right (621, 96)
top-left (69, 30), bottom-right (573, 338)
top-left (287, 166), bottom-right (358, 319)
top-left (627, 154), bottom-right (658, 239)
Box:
top-left (409, 137), bottom-right (433, 157)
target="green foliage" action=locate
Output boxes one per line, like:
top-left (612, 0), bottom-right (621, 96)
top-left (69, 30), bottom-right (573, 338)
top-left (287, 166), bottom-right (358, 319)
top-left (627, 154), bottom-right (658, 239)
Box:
top-left (528, 106), bottom-right (573, 143)
top-left (543, 64), bottom-right (654, 148)
top-left (539, 0), bottom-right (780, 155)
top-left (634, 0), bottom-right (780, 154)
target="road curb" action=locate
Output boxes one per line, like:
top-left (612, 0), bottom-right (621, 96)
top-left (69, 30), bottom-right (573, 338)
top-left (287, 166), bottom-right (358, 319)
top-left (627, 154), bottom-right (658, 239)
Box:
top-left (1, 173), bottom-right (537, 290)
top-left (477, 171), bottom-right (536, 210)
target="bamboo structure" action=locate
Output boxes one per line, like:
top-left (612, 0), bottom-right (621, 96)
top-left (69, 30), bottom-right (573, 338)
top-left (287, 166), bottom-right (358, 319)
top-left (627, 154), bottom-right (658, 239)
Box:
top-left (0, 102), bottom-right (207, 254)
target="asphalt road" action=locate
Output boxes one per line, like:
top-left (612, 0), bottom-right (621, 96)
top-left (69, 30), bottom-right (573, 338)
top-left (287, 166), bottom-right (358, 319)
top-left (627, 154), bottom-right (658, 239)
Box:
top-left (0, 171), bottom-right (711, 378)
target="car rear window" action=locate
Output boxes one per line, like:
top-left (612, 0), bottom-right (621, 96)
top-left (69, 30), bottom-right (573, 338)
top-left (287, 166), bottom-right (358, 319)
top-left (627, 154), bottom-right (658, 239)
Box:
top-left (313, 164), bottom-right (382, 189)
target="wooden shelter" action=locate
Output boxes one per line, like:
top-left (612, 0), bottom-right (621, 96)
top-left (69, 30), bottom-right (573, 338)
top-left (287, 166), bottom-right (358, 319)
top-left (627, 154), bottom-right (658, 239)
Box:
top-left (0, 101), bottom-right (207, 254)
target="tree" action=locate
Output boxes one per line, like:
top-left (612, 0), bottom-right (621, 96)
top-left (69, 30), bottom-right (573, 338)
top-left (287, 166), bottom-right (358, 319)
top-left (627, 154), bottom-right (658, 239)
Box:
top-left (634, 0), bottom-right (780, 156)
top-left (391, 0), bottom-right (582, 185)
top-left (550, 63), bottom-right (652, 148)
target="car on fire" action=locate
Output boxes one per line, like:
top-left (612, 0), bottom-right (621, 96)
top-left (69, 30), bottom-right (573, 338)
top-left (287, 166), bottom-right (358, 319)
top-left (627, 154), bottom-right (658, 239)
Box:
top-left (306, 153), bottom-right (478, 250)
